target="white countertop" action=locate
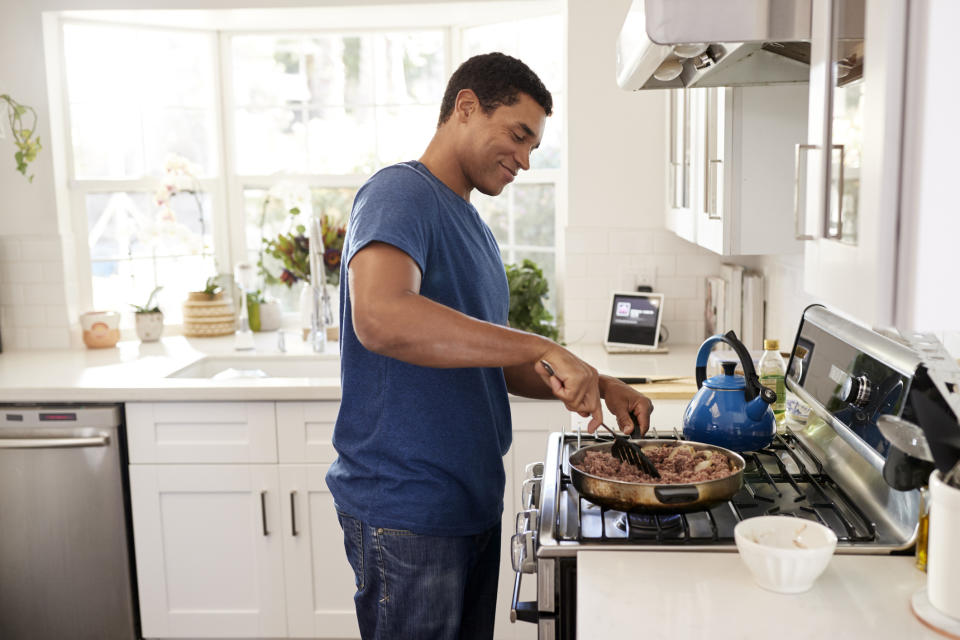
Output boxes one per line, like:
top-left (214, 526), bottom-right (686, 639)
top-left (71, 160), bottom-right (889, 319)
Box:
top-left (0, 333), bottom-right (701, 403)
top-left (577, 551), bottom-right (941, 640)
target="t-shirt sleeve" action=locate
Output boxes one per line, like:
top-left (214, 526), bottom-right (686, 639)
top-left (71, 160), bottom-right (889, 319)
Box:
top-left (345, 165), bottom-right (437, 275)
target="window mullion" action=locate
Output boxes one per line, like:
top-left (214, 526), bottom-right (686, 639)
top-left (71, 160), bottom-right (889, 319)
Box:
top-left (217, 29), bottom-right (245, 276)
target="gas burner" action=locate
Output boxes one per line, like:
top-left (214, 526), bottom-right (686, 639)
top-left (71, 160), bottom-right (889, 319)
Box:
top-left (615, 512), bottom-right (683, 535)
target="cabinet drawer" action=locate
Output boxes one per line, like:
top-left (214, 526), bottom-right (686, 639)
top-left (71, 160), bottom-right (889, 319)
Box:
top-left (276, 402), bottom-right (340, 464)
top-left (126, 402), bottom-right (278, 464)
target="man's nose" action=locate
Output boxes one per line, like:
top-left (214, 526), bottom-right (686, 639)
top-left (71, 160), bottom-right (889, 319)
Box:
top-left (516, 146), bottom-right (531, 171)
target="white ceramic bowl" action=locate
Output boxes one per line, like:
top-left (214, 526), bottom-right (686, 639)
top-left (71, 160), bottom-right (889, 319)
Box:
top-left (734, 515), bottom-right (837, 594)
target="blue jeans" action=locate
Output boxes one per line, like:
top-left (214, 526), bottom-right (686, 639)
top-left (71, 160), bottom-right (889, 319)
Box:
top-left (335, 507), bottom-right (501, 640)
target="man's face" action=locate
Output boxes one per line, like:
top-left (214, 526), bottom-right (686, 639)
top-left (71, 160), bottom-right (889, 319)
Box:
top-left (459, 92), bottom-right (546, 197)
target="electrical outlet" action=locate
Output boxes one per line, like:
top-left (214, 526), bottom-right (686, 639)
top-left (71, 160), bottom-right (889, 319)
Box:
top-left (634, 266), bottom-right (657, 291)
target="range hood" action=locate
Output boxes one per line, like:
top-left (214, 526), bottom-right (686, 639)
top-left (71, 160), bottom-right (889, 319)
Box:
top-left (617, 0), bottom-right (825, 90)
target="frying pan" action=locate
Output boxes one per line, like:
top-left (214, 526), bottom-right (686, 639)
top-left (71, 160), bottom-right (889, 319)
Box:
top-left (568, 439), bottom-right (745, 513)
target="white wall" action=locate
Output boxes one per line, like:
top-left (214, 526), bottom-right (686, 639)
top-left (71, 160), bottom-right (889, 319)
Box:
top-left (562, 0), bottom-right (725, 347)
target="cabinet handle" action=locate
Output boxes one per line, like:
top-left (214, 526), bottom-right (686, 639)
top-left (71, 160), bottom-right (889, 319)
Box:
top-left (794, 144), bottom-right (818, 240)
top-left (825, 143), bottom-right (845, 240)
top-left (260, 490), bottom-right (269, 536)
top-left (290, 491), bottom-right (299, 537)
top-left (706, 159), bottom-right (723, 220)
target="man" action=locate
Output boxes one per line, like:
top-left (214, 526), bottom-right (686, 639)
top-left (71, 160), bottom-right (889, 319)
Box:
top-left (326, 52), bottom-right (652, 639)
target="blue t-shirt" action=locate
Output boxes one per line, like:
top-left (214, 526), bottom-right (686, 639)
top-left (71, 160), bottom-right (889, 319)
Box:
top-left (325, 161), bottom-right (512, 536)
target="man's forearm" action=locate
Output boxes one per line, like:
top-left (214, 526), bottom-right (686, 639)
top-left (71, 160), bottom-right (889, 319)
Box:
top-left (355, 290), bottom-right (554, 369)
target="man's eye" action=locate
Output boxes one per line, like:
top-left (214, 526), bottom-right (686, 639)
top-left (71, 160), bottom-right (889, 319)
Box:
top-left (511, 133), bottom-right (523, 142)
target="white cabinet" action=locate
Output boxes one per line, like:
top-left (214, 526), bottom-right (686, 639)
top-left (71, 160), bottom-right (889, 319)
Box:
top-left (279, 464), bottom-right (360, 638)
top-left (798, 0), bottom-right (906, 327)
top-left (128, 401), bottom-right (358, 640)
top-left (129, 464), bottom-right (286, 638)
top-left (665, 84), bottom-right (808, 256)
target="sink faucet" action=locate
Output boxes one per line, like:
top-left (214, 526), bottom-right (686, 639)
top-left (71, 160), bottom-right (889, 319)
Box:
top-left (308, 216), bottom-right (333, 353)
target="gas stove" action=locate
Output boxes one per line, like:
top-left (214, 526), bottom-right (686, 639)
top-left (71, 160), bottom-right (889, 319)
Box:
top-left (508, 305), bottom-right (953, 639)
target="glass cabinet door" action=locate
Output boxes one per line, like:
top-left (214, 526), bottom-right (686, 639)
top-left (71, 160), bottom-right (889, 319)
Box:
top-left (704, 87), bottom-right (725, 220)
top-left (669, 89), bottom-right (691, 209)
top-left (826, 1), bottom-right (865, 244)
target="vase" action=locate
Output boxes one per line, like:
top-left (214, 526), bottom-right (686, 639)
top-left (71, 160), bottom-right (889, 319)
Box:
top-left (259, 300), bottom-right (282, 332)
top-left (135, 311), bottom-right (164, 342)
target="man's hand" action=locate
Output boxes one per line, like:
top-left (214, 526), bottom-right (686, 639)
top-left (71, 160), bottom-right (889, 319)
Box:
top-left (600, 377), bottom-right (654, 436)
top-left (534, 348), bottom-right (603, 431)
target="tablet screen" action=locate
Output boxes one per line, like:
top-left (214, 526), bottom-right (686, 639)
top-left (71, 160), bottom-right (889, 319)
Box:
top-left (606, 293), bottom-right (662, 346)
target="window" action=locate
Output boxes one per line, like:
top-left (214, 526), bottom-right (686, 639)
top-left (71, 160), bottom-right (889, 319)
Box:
top-left (230, 31), bottom-right (446, 308)
top-left (59, 7), bottom-right (563, 326)
top-left (62, 22), bottom-right (219, 324)
top-left (463, 16), bottom-right (562, 316)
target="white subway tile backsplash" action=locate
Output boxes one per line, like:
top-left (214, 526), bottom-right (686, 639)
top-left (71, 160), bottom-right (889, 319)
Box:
top-left (45, 305), bottom-right (69, 327)
top-left (10, 305), bottom-right (44, 328)
top-left (650, 254), bottom-right (677, 277)
top-left (563, 320), bottom-right (593, 345)
top-left (19, 238), bottom-right (62, 262)
top-left (0, 284), bottom-right (24, 306)
top-left (675, 253), bottom-right (722, 277)
top-left (652, 230), bottom-right (701, 255)
top-left (566, 254), bottom-right (588, 277)
top-left (26, 283), bottom-right (66, 306)
top-left (7, 261), bottom-right (46, 284)
top-left (42, 261), bottom-right (65, 283)
top-left (0, 238), bottom-right (21, 262)
top-left (27, 327), bottom-right (71, 350)
top-left (586, 254), bottom-right (614, 278)
top-left (566, 227), bottom-right (608, 254)
top-left (608, 229), bottom-right (652, 254)
top-left (656, 276), bottom-right (698, 299)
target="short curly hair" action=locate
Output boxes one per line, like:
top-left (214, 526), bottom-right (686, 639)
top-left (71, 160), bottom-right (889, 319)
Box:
top-left (437, 52), bottom-right (553, 126)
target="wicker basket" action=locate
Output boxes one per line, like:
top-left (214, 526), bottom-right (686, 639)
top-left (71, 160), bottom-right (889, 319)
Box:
top-left (182, 297), bottom-right (236, 337)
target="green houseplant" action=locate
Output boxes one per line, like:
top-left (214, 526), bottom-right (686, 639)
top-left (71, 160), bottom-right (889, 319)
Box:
top-left (1, 94), bottom-right (42, 182)
top-left (505, 259), bottom-right (559, 342)
top-left (131, 286), bottom-right (164, 342)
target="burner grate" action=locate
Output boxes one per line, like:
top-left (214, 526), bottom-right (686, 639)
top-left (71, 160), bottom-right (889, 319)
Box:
top-left (558, 433), bottom-right (878, 545)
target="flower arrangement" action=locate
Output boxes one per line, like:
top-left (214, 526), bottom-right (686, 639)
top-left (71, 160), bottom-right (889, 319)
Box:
top-left (260, 206), bottom-right (346, 288)
top-left (1, 94), bottom-right (42, 182)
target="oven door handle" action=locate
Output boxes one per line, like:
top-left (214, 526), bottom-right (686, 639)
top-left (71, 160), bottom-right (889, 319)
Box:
top-left (510, 568), bottom-right (539, 624)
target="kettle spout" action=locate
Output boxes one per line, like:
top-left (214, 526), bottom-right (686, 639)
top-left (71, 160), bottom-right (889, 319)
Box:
top-left (745, 395), bottom-right (772, 422)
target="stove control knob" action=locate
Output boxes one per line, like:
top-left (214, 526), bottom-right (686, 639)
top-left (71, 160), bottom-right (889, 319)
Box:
top-left (523, 461), bottom-right (543, 481)
top-left (841, 375), bottom-right (872, 408)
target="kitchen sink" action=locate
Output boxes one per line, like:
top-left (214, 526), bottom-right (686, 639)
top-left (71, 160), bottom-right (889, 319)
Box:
top-left (166, 355), bottom-right (340, 380)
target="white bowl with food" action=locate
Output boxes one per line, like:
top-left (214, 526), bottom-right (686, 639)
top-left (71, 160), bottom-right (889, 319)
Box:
top-left (734, 515), bottom-right (837, 594)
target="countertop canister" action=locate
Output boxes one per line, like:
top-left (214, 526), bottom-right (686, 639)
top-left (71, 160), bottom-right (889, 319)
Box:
top-left (927, 469), bottom-right (960, 619)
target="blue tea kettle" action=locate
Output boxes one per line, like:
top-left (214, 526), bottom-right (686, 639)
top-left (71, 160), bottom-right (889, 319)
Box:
top-left (682, 331), bottom-right (778, 452)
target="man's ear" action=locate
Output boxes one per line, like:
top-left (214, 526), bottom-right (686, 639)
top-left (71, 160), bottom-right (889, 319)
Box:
top-left (454, 88), bottom-right (479, 122)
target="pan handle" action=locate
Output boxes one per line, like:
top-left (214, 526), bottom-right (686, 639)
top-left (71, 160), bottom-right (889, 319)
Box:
top-left (654, 485), bottom-right (700, 504)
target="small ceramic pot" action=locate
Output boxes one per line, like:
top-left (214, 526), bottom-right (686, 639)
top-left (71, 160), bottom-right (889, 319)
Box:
top-left (135, 311), bottom-right (164, 342)
top-left (258, 301), bottom-right (282, 332)
top-left (80, 311), bottom-right (121, 349)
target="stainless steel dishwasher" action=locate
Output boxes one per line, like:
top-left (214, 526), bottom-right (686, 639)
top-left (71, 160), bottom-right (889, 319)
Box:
top-left (0, 404), bottom-right (139, 639)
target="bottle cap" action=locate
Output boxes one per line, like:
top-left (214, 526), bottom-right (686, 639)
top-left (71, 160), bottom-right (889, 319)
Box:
top-left (764, 339), bottom-right (780, 350)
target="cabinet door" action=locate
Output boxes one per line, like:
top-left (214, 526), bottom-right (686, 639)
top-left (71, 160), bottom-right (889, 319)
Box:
top-left (801, 0), bottom-right (906, 326)
top-left (276, 401), bottom-right (339, 464)
top-left (666, 89), bottom-right (696, 243)
top-left (695, 87), bottom-right (728, 255)
top-left (279, 464), bottom-right (361, 638)
top-left (126, 402), bottom-right (277, 464)
top-left (130, 465), bottom-right (286, 638)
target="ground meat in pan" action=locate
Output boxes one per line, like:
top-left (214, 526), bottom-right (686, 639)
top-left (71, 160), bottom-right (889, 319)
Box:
top-left (576, 445), bottom-right (736, 484)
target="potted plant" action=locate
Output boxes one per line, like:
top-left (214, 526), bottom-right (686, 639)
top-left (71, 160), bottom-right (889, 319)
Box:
top-left (188, 276), bottom-right (223, 301)
top-left (131, 286), bottom-right (164, 342)
top-left (505, 259), bottom-right (560, 342)
top-left (1, 93), bottom-right (42, 182)
top-left (181, 275), bottom-right (235, 338)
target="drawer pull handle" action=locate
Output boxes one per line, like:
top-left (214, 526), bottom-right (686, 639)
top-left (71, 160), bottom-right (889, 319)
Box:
top-left (260, 490), bottom-right (269, 536)
top-left (290, 491), bottom-right (299, 536)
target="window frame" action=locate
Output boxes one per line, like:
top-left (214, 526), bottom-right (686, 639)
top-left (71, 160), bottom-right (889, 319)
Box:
top-left (59, 13), bottom-right (564, 327)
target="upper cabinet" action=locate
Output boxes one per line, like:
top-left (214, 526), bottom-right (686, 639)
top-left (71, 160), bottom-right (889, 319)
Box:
top-left (798, 0), bottom-right (906, 327)
top-left (665, 83), bottom-right (808, 256)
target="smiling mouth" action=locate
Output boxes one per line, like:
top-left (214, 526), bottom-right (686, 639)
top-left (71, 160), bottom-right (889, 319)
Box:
top-left (499, 163), bottom-right (516, 182)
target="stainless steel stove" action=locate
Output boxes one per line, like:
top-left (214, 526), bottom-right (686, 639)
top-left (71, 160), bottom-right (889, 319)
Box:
top-left (508, 305), bottom-right (960, 639)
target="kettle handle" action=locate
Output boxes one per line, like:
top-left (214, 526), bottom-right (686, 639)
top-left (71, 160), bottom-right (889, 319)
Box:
top-left (695, 331), bottom-right (777, 405)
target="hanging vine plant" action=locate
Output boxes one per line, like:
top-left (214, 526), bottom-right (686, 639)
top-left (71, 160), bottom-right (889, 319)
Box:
top-left (1, 94), bottom-right (42, 182)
